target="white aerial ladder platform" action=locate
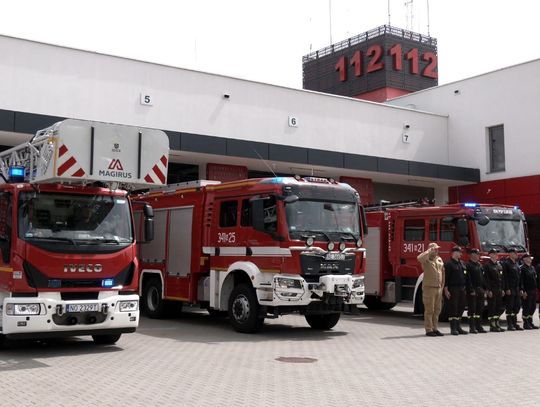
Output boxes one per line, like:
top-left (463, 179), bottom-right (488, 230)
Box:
top-left (0, 119), bottom-right (169, 189)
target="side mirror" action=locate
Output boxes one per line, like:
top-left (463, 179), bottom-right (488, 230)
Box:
top-left (477, 215), bottom-right (490, 226)
top-left (143, 204), bottom-right (154, 242)
top-left (282, 195), bottom-right (299, 204)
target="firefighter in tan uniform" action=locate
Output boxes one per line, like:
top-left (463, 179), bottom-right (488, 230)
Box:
top-left (417, 243), bottom-right (445, 337)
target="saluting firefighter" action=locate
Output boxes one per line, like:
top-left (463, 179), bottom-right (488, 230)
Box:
top-left (502, 248), bottom-right (523, 331)
top-left (417, 242), bottom-right (445, 337)
top-left (519, 253), bottom-right (539, 329)
top-left (444, 246), bottom-right (468, 335)
top-left (483, 249), bottom-right (505, 332)
top-left (465, 248), bottom-right (487, 333)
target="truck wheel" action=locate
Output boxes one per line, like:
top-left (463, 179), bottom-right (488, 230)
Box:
top-left (363, 295), bottom-right (396, 311)
top-left (92, 334), bottom-right (121, 345)
top-left (305, 313), bottom-right (341, 330)
top-left (142, 278), bottom-right (166, 318)
top-left (413, 286), bottom-right (424, 315)
top-left (228, 284), bottom-right (264, 333)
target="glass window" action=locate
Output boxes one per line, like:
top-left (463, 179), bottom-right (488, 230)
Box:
top-left (240, 199), bottom-right (251, 227)
top-left (285, 200), bottom-right (359, 236)
top-left (429, 219), bottom-right (437, 241)
top-left (488, 125), bottom-right (505, 172)
top-left (219, 201), bottom-right (238, 227)
top-left (440, 219), bottom-right (456, 241)
top-left (404, 219), bottom-right (424, 241)
top-left (262, 196), bottom-right (277, 232)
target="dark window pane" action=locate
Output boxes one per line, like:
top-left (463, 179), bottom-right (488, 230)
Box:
top-left (489, 125), bottom-right (505, 172)
top-left (219, 201), bottom-right (238, 227)
top-left (404, 219), bottom-right (424, 241)
top-left (429, 219), bottom-right (437, 241)
top-left (240, 199), bottom-right (251, 227)
top-left (440, 219), bottom-right (456, 242)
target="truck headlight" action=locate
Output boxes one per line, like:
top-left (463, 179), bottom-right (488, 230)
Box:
top-left (6, 303), bottom-right (42, 315)
top-left (275, 277), bottom-right (303, 290)
top-left (352, 276), bottom-right (365, 289)
top-left (118, 300), bottom-right (139, 312)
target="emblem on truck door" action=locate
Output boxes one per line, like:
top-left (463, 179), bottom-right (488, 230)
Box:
top-left (63, 264), bottom-right (103, 273)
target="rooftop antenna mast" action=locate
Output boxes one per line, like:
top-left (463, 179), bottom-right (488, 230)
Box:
top-left (388, 0), bottom-right (391, 26)
top-left (328, 0), bottom-right (333, 44)
top-left (426, 0), bottom-right (431, 35)
top-left (404, 0), bottom-right (414, 31)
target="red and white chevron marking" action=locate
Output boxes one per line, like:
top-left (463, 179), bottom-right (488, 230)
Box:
top-left (144, 155), bottom-right (168, 184)
top-left (57, 143), bottom-right (85, 177)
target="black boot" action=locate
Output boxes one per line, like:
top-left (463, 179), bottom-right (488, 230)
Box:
top-left (450, 319), bottom-right (459, 335)
top-left (523, 317), bottom-right (533, 330)
top-left (506, 315), bottom-right (516, 331)
top-left (496, 317), bottom-right (505, 332)
top-left (475, 317), bottom-right (487, 333)
top-left (489, 318), bottom-right (498, 332)
top-left (456, 319), bottom-right (468, 335)
top-left (469, 318), bottom-right (478, 334)
top-left (514, 315), bottom-right (524, 331)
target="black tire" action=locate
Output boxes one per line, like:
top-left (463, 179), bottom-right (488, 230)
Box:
top-left (142, 278), bottom-right (166, 318)
top-left (228, 284), bottom-right (264, 333)
top-left (92, 334), bottom-right (121, 345)
top-left (305, 313), bottom-right (341, 330)
top-left (363, 295), bottom-right (397, 311)
top-left (414, 286), bottom-right (424, 315)
top-left (0, 334), bottom-right (6, 349)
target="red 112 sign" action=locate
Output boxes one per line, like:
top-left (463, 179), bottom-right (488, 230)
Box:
top-left (335, 44), bottom-right (438, 82)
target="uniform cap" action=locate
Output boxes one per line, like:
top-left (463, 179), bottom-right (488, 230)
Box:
top-left (469, 248), bottom-right (480, 254)
top-left (451, 246), bottom-right (462, 252)
top-left (428, 242), bottom-right (441, 250)
top-left (522, 253), bottom-right (533, 259)
top-left (488, 249), bottom-right (498, 254)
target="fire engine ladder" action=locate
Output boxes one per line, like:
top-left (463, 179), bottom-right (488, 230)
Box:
top-left (364, 198), bottom-right (434, 212)
top-left (0, 128), bottom-right (55, 183)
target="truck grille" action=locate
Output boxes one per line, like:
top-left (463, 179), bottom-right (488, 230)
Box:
top-left (300, 253), bottom-right (356, 282)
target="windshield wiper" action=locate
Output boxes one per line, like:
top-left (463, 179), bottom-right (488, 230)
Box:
top-left (27, 236), bottom-right (77, 245)
top-left (507, 244), bottom-right (527, 252)
top-left (340, 232), bottom-right (358, 242)
top-left (76, 238), bottom-right (122, 245)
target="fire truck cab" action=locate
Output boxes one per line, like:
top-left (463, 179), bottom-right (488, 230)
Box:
top-left (136, 176), bottom-right (366, 333)
top-left (364, 202), bottom-right (527, 314)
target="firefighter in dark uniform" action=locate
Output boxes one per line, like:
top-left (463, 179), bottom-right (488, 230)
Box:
top-left (444, 246), bottom-right (468, 335)
top-left (466, 248), bottom-right (487, 333)
top-left (502, 248), bottom-right (523, 331)
top-left (484, 249), bottom-right (505, 332)
top-left (519, 253), bottom-right (539, 329)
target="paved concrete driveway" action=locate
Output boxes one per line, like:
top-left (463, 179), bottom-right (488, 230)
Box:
top-left (0, 305), bottom-right (538, 406)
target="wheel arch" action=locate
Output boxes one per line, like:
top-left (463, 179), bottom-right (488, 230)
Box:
top-left (139, 269), bottom-right (164, 297)
top-left (218, 261), bottom-right (261, 311)
top-left (413, 273), bottom-right (424, 315)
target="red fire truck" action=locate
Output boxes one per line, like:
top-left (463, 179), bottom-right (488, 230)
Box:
top-left (135, 176), bottom-right (366, 333)
top-left (0, 119), bottom-right (168, 345)
top-left (363, 201), bottom-right (527, 314)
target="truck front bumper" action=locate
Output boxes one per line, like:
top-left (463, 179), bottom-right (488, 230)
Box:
top-left (1, 291), bottom-right (139, 337)
top-left (257, 274), bottom-right (365, 307)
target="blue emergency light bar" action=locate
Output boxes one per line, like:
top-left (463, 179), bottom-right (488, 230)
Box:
top-left (8, 166), bottom-right (25, 183)
top-left (463, 202), bottom-right (478, 208)
top-left (102, 279), bottom-right (114, 288)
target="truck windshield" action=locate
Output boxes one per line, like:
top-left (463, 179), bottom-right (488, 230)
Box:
top-left (285, 200), bottom-right (360, 238)
top-left (18, 192), bottom-right (133, 244)
top-left (476, 219), bottom-right (526, 252)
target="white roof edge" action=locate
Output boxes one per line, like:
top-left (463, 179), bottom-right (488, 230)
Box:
top-left (389, 56), bottom-right (540, 101)
top-left (0, 33), bottom-right (448, 118)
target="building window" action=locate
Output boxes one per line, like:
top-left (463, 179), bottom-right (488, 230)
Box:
top-left (488, 125), bottom-right (505, 172)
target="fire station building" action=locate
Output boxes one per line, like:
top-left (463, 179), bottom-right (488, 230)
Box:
top-left (0, 27), bottom-right (539, 250)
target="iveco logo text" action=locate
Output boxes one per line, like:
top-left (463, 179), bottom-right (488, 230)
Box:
top-left (112, 143), bottom-right (121, 153)
top-left (63, 264), bottom-right (103, 273)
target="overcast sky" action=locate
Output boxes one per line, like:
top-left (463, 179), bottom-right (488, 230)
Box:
top-left (1, 0), bottom-right (539, 88)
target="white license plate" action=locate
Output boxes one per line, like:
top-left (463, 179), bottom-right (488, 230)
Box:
top-left (66, 303), bottom-right (100, 313)
top-left (325, 253), bottom-right (346, 261)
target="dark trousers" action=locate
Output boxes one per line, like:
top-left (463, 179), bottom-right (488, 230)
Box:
top-left (487, 289), bottom-right (504, 318)
top-left (522, 290), bottom-right (536, 318)
top-left (505, 290), bottom-right (521, 316)
top-left (448, 286), bottom-right (466, 319)
top-left (467, 287), bottom-right (485, 317)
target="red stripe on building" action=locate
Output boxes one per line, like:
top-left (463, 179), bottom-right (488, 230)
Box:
top-left (152, 165), bottom-right (166, 184)
top-left (144, 174), bottom-right (154, 183)
top-left (72, 168), bottom-right (85, 177)
top-left (59, 144), bottom-right (68, 157)
top-left (57, 157), bottom-right (76, 176)
top-left (160, 155), bottom-right (168, 166)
